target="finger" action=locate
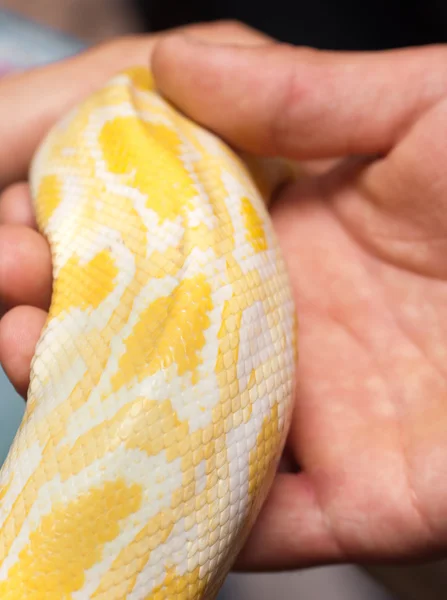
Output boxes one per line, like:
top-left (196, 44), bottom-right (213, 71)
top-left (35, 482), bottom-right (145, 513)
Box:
top-left (0, 306), bottom-right (47, 398)
top-left (0, 183), bottom-right (36, 228)
top-left (0, 225), bottom-right (52, 311)
top-left (0, 21), bottom-right (268, 190)
top-left (153, 37), bottom-right (447, 160)
top-left (235, 473), bottom-right (344, 570)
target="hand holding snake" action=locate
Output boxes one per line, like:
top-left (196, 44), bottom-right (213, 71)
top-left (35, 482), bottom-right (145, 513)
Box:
top-left (1, 20), bottom-right (447, 597)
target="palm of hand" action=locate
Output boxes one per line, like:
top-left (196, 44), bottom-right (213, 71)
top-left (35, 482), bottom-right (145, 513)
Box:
top-left (254, 124), bottom-right (447, 567)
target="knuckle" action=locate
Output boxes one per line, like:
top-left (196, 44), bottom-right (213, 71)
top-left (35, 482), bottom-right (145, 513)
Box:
top-left (270, 46), bottom-right (321, 154)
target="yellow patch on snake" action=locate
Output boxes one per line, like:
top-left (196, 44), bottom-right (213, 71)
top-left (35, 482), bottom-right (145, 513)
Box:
top-left (35, 174), bottom-right (63, 228)
top-left (52, 250), bottom-right (119, 317)
top-left (149, 565), bottom-right (203, 599)
top-left (100, 117), bottom-right (197, 221)
top-left (53, 397), bottom-right (184, 480)
top-left (111, 274), bottom-right (213, 391)
top-left (241, 196), bottom-right (268, 253)
top-left (0, 479), bottom-right (142, 599)
top-left (145, 246), bottom-right (184, 279)
top-left (0, 475), bottom-right (12, 505)
top-left (91, 509), bottom-right (175, 599)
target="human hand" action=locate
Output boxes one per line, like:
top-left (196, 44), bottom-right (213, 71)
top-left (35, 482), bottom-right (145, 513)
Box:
top-left (149, 36), bottom-right (447, 570)
top-left (0, 20), bottom-right (269, 394)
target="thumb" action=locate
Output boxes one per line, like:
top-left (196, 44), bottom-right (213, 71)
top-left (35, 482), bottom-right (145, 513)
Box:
top-left (153, 36), bottom-right (447, 160)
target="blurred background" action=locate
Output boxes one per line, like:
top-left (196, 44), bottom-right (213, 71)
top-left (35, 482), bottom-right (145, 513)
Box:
top-left (0, 1), bottom-right (446, 598)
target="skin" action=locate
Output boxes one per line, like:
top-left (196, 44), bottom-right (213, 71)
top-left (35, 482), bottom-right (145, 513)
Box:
top-left (2, 20), bottom-right (447, 572)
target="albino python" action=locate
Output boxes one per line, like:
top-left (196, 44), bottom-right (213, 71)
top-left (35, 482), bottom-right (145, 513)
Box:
top-left (0, 67), bottom-right (297, 599)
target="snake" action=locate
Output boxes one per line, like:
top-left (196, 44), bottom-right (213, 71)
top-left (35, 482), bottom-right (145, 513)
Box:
top-left (0, 67), bottom-right (297, 599)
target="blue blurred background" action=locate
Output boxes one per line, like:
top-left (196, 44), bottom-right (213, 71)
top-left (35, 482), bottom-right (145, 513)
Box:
top-left (0, 368), bottom-right (23, 466)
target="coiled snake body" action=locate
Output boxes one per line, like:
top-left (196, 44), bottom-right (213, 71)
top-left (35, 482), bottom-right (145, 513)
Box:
top-left (0, 68), bottom-right (297, 599)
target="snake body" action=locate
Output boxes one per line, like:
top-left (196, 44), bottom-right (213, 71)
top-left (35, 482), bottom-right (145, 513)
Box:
top-left (0, 68), bottom-right (297, 599)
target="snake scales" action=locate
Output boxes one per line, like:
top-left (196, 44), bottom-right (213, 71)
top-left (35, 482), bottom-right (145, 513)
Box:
top-left (0, 68), bottom-right (297, 599)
